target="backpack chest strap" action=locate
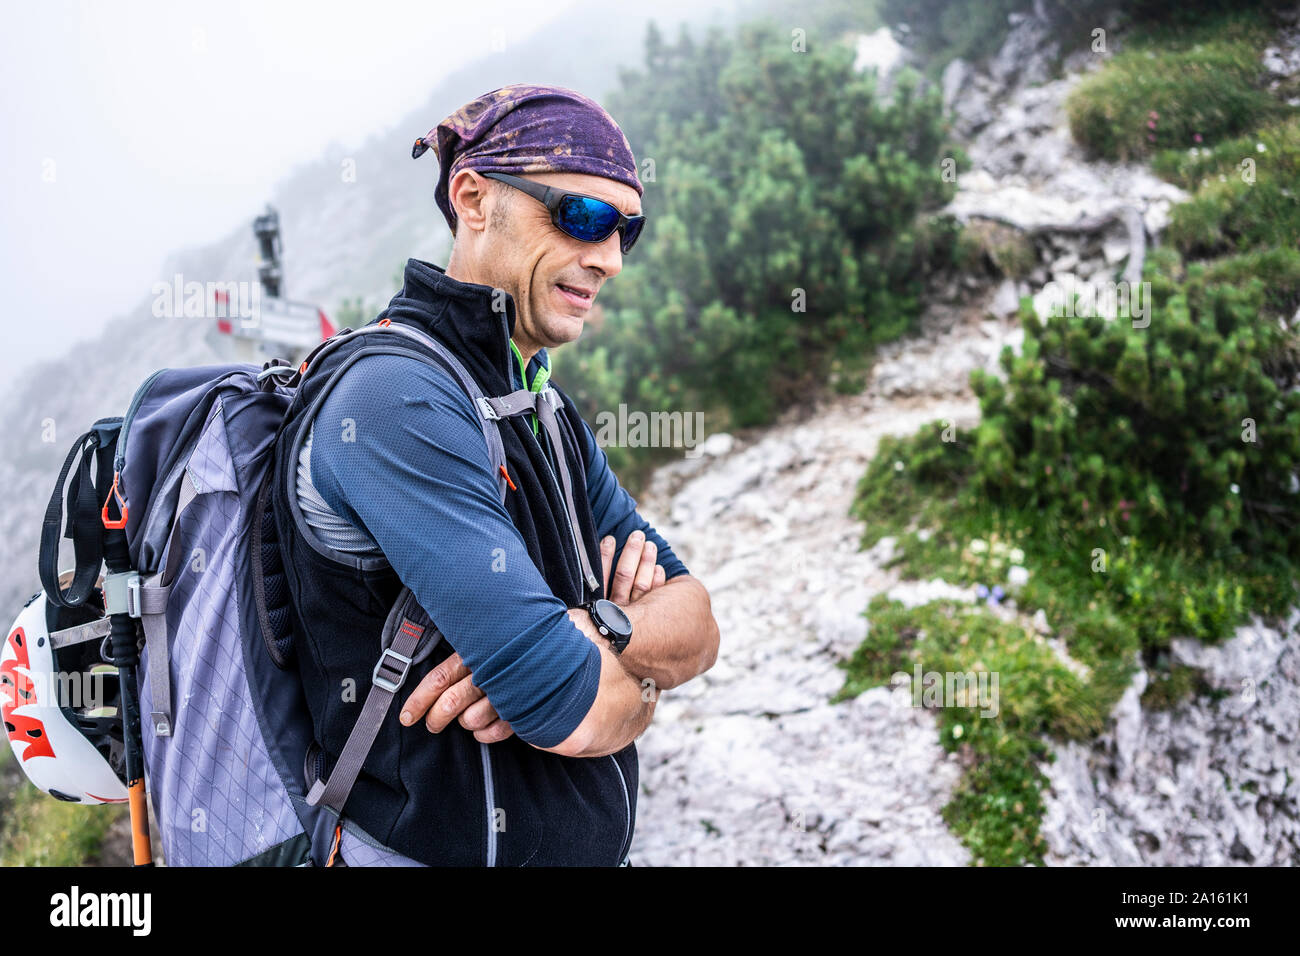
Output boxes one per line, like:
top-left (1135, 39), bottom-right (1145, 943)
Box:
top-left (478, 387), bottom-right (599, 593)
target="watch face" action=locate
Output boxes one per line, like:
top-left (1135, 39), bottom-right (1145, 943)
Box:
top-left (593, 598), bottom-right (632, 638)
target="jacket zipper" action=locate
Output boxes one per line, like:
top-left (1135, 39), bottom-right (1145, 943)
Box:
top-left (115, 367), bottom-right (168, 474)
top-left (609, 754), bottom-right (632, 863)
top-left (500, 313), bottom-right (596, 592)
top-left (531, 418), bottom-right (599, 595)
top-left (480, 742), bottom-right (497, 866)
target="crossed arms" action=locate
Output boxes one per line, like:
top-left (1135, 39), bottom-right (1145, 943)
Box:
top-left (399, 530), bottom-right (720, 758)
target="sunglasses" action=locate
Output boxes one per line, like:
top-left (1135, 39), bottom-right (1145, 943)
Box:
top-left (480, 171), bottom-right (646, 255)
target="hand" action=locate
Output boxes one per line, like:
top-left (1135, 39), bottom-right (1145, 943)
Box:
top-left (600, 530), bottom-right (666, 604)
top-left (399, 651), bottom-right (515, 744)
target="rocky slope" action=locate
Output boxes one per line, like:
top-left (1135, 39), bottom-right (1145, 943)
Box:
top-left (627, 297), bottom-right (1002, 866)
top-left (629, 7), bottom-right (1300, 866)
top-left (1044, 608), bottom-right (1300, 866)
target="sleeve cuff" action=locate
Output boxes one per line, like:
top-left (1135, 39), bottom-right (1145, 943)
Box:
top-left (516, 640), bottom-right (603, 749)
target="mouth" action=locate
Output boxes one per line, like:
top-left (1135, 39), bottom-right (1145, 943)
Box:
top-left (555, 282), bottom-right (596, 310)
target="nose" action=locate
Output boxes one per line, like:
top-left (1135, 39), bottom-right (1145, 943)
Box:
top-left (578, 230), bottom-right (623, 279)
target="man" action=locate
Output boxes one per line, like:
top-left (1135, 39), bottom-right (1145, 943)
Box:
top-left (271, 84), bottom-right (719, 866)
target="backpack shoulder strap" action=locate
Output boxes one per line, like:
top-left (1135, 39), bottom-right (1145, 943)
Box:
top-left (38, 420), bottom-right (122, 609)
top-left (289, 322), bottom-right (512, 506)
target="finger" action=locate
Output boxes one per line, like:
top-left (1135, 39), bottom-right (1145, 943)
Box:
top-left (630, 540), bottom-right (658, 601)
top-left (609, 530), bottom-right (646, 604)
top-left (473, 719), bottom-right (516, 744)
top-left (457, 696), bottom-right (500, 733)
top-left (600, 535), bottom-right (616, 598)
top-left (400, 653), bottom-right (470, 726)
top-left (652, 564), bottom-right (666, 589)
top-left (424, 674), bottom-right (483, 733)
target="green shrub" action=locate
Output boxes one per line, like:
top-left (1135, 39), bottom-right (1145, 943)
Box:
top-left (881, 0), bottom-right (1030, 66)
top-left (561, 18), bottom-right (955, 442)
top-left (1198, 247), bottom-right (1300, 317)
top-left (968, 271), bottom-right (1300, 560)
top-left (0, 782), bottom-right (124, 866)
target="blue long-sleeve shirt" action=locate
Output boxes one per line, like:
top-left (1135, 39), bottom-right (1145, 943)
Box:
top-left (308, 345), bottom-right (687, 748)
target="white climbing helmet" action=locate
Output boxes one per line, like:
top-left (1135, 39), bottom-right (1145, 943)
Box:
top-left (1, 573), bottom-right (128, 804)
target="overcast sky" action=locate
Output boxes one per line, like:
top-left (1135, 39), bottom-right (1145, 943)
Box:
top-left (0, 0), bottom-right (579, 381)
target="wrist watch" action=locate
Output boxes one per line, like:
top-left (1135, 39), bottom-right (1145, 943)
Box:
top-left (582, 598), bottom-right (633, 654)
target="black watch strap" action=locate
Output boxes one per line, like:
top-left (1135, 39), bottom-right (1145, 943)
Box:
top-left (585, 599), bottom-right (632, 653)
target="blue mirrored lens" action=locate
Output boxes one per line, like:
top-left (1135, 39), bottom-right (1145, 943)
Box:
top-left (558, 195), bottom-right (620, 242)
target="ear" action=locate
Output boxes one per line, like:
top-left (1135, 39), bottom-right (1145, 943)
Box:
top-left (447, 169), bottom-right (492, 234)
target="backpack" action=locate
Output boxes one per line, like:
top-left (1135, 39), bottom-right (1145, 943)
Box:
top-left (34, 320), bottom-right (580, 865)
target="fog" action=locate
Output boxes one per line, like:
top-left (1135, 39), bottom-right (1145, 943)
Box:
top-left (0, 0), bottom-right (584, 382)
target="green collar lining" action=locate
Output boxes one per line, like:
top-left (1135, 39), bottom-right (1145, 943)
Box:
top-left (509, 341), bottom-right (551, 435)
top-left (509, 340), bottom-right (551, 392)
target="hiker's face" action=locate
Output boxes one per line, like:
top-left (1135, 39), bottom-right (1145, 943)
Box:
top-left (475, 170), bottom-right (638, 350)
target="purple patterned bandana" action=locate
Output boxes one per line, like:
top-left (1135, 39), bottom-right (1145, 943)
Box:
top-left (412, 84), bottom-right (642, 231)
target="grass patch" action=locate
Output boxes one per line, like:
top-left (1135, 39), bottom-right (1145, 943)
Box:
top-left (1065, 11), bottom-right (1289, 162)
top-left (0, 732), bottom-right (124, 866)
top-left (1154, 117), bottom-right (1300, 257)
top-left (0, 759), bottom-right (124, 866)
top-left (956, 220), bottom-right (1039, 280)
top-left (1141, 660), bottom-right (1219, 710)
top-left (836, 595), bottom-right (1110, 866)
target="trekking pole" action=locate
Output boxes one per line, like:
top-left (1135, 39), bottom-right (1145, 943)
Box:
top-left (101, 472), bottom-right (154, 866)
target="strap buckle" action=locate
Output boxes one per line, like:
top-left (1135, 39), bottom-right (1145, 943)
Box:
top-left (256, 363), bottom-right (297, 383)
top-left (476, 397), bottom-right (500, 421)
top-left (371, 646), bottom-right (413, 693)
top-left (103, 571), bottom-right (142, 617)
top-left (125, 575), bottom-right (142, 618)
